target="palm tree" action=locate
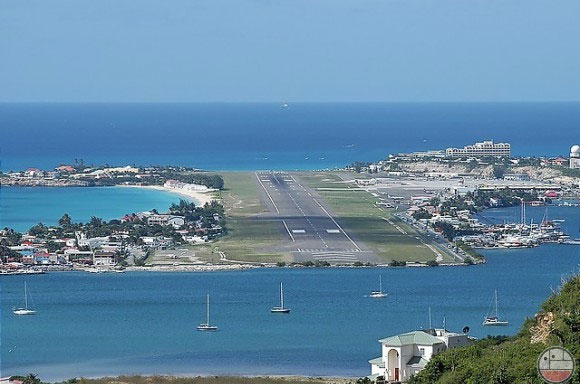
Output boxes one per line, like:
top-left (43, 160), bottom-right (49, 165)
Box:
top-left (59, 213), bottom-right (72, 227)
top-left (23, 373), bottom-right (41, 384)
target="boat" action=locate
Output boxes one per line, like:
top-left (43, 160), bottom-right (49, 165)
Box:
top-left (13, 282), bottom-right (37, 315)
top-left (271, 282), bottom-right (291, 313)
top-left (197, 294), bottom-right (218, 331)
top-left (369, 275), bottom-right (388, 298)
top-left (482, 290), bottom-right (508, 326)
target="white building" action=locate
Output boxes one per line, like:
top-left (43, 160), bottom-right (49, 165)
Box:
top-left (164, 179), bottom-right (212, 192)
top-left (369, 329), bottom-right (471, 382)
top-left (570, 145), bottom-right (580, 169)
top-left (93, 251), bottom-right (116, 266)
top-left (446, 140), bottom-right (511, 158)
top-left (147, 214), bottom-right (185, 228)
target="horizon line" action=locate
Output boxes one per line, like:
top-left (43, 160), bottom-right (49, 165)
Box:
top-left (1, 100), bottom-right (580, 105)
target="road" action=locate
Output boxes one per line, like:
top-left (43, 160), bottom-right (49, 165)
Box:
top-left (255, 171), bottom-right (377, 263)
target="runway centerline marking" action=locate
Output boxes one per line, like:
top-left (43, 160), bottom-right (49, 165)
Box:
top-left (290, 174), bottom-right (361, 252)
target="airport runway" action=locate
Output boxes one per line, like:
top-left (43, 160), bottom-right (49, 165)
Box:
top-left (255, 171), bottom-right (377, 263)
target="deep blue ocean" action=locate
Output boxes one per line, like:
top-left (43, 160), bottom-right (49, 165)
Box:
top-left (1, 103), bottom-right (579, 171)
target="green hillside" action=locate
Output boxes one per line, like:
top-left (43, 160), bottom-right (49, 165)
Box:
top-left (410, 273), bottom-right (580, 384)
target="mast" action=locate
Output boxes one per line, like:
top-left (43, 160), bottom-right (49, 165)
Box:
top-left (206, 294), bottom-right (210, 325)
top-left (280, 282), bottom-right (284, 308)
top-left (24, 282), bottom-right (28, 310)
top-left (379, 275), bottom-right (383, 293)
top-left (428, 306), bottom-right (432, 329)
top-left (494, 290), bottom-right (499, 318)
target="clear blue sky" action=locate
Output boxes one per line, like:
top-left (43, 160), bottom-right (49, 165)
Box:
top-left (1, 0), bottom-right (579, 102)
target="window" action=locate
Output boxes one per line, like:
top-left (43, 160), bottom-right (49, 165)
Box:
top-left (420, 348), bottom-right (425, 356)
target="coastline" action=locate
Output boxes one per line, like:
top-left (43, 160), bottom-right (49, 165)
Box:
top-left (73, 375), bottom-right (355, 384)
top-left (118, 184), bottom-right (218, 206)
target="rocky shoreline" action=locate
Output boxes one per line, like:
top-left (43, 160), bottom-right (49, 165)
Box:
top-left (1, 178), bottom-right (91, 187)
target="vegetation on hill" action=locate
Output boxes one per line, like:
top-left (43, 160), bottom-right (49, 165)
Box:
top-left (409, 272), bottom-right (580, 384)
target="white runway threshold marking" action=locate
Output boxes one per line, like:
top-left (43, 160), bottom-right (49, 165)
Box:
top-left (291, 229), bottom-right (306, 234)
top-left (289, 174), bottom-right (360, 251)
top-left (326, 229), bottom-right (340, 234)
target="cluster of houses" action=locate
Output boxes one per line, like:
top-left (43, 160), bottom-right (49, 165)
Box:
top-left (2, 165), bottom-right (142, 183)
top-left (0, 164), bottom-right (199, 187)
top-left (1, 231), bottom-right (126, 270)
top-left (404, 189), bottom-right (571, 249)
top-left (0, 207), bottom-right (222, 272)
top-left (122, 210), bottom-right (223, 240)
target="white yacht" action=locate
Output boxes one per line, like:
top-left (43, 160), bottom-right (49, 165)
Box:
top-left (13, 282), bottom-right (37, 315)
top-left (271, 282), bottom-right (291, 313)
top-left (483, 290), bottom-right (508, 326)
top-left (369, 275), bottom-right (388, 298)
top-left (197, 294), bottom-right (218, 331)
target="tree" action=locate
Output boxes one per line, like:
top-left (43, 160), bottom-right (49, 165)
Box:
top-left (492, 165), bottom-right (506, 179)
top-left (59, 213), bottom-right (72, 227)
top-left (426, 260), bottom-right (439, 267)
top-left (45, 240), bottom-right (62, 253)
top-left (89, 216), bottom-right (104, 227)
top-left (29, 223), bottom-right (48, 237)
top-left (0, 245), bottom-right (21, 262)
top-left (22, 374), bottom-right (41, 384)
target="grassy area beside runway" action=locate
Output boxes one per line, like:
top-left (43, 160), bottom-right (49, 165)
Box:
top-left (219, 172), bottom-right (267, 216)
top-left (191, 172), bottom-right (289, 263)
top-left (296, 172), bottom-right (454, 263)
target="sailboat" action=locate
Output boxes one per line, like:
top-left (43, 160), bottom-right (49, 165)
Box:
top-left (271, 282), bottom-right (291, 313)
top-left (482, 290), bottom-right (508, 326)
top-left (13, 282), bottom-right (37, 315)
top-left (197, 294), bottom-right (218, 331)
top-left (369, 275), bottom-right (388, 298)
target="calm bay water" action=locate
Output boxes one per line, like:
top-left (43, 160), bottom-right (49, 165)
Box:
top-left (1, 102), bottom-right (580, 379)
top-left (1, 103), bottom-right (579, 171)
top-left (2, 249), bottom-right (580, 380)
top-left (0, 186), bottom-right (181, 232)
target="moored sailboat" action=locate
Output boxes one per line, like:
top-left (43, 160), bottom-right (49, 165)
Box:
top-left (13, 282), bottom-right (37, 315)
top-left (271, 282), bottom-right (291, 313)
top-left (483, 290), bottom-right (508, 326)
top-left (197, 294), bottom-right (218, 331)
top-left (369, 275), bottom-right (388, 298)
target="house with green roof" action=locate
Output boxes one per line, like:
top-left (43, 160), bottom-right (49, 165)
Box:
top-left (368, 329), bottom-right (471, 382)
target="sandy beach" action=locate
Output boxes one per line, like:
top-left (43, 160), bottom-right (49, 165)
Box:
top-left (120, 184), bottom-right (218, 206)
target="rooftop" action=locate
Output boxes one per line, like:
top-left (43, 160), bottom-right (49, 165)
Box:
top-left (379, 330), bottom-right (445, 346)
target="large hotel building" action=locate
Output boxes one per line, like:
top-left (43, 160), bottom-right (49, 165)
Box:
top-left (446, 140), bottom-right (511, 158)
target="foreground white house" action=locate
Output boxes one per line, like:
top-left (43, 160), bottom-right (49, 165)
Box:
top-left (369, 329), bottom-right (471, 382)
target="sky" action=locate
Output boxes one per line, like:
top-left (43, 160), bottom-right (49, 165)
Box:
top-left (1, 0), bottom-right (579, 102)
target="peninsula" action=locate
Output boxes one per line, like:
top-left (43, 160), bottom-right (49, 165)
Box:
top-left (2, 142), bottom-right (579, 273)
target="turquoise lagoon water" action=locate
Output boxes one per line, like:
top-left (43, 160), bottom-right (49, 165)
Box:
top-left (0, 186), bottom-right (183, 232)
